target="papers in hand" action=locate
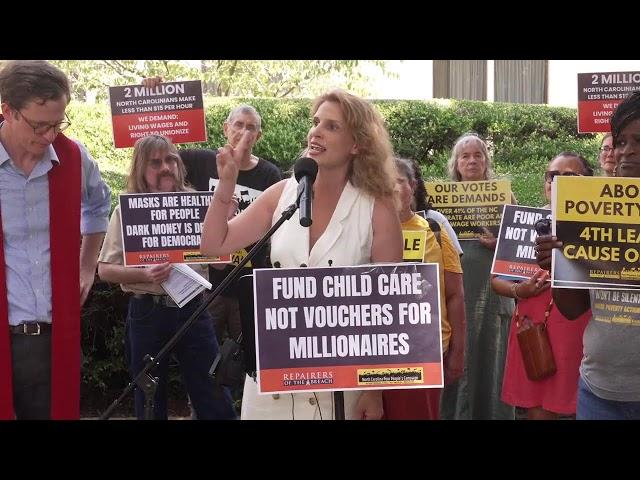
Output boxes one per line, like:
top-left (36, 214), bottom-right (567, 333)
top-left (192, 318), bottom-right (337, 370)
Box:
top-left (161, 263), bottom-right (212, 308)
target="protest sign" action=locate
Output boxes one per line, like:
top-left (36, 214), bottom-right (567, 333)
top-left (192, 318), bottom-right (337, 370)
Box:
top-left (109, 80), bottom-right (206, 148)
top-left (577, 71), bottom-right (640, 133)
top-left (119, 191), bottom-right (229, 266)
top-left (492, 205), bottom-right (551, 279)
top-left (253, 264), bottom-right (443, 394)
top-left (552, 176), bottom-right (640, 289)
top-left (424, 179), bottom-right (511, 239)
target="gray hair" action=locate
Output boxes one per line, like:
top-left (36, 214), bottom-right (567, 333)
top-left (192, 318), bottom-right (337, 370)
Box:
top-left (395, 157), bottom-right (416, 181)
top-left (447, 132), bottom-right (494, 181)
top-left (226, 104), bottom-right (262, 131)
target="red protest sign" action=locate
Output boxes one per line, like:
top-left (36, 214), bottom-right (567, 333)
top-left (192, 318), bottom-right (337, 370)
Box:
top-left (577, 72), bottom-right (640, 133)
top-left (109, 80), bottom-right (207, 148)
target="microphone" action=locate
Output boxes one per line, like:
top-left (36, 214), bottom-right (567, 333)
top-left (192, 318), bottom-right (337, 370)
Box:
top-left (293, 157), bottom-right (318, 227)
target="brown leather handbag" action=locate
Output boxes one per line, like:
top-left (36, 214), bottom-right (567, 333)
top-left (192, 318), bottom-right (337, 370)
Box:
top-left (515, 298), bottom-right (557, 381)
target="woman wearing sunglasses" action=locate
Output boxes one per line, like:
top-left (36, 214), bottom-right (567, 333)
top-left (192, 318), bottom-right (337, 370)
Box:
top-left (490, 152), bottom-right (592, 420)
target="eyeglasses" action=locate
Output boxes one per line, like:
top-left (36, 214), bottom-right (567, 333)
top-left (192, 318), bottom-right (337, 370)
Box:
top-left (148, 155), bottom-right (178, 169)
top-left (230, 120), bottom-right (258, 132)
top-left (17, 110), bottom-right (71, 135)
top-left (600, 146), bottom-right (614, 154)
top-left (544, 170), bottom-right (582, 183)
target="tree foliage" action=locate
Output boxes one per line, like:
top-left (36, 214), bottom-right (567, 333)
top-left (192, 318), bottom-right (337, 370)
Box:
top-left (50, 60), bottom-right (390, 102)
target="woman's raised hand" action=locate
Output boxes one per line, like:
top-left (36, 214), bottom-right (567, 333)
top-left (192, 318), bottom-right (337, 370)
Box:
top-left (216, 130), bottom-right (253, 183)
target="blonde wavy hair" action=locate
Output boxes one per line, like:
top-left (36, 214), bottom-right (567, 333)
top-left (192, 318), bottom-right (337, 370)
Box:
top-left (310, 89), bottom-right (396, 199)
top-left (447, 132), bottom-right (494, 181)
top-left (126, 134), bottom-right (189, 193)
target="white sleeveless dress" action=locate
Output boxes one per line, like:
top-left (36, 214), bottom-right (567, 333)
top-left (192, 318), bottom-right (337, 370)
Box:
top-left (241, 176), bottom-right (375, 419)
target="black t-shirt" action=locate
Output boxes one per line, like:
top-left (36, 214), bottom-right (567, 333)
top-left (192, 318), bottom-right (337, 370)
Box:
top-left (179, 148), bottom-right (283, 294)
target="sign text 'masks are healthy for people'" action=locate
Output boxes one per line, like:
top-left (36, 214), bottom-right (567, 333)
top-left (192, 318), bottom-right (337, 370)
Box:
top-left (119, 191), bottom-right (230, 266)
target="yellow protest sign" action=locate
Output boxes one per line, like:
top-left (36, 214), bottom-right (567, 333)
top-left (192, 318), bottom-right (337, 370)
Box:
top-left (403, 230), bottom-right (426, 261)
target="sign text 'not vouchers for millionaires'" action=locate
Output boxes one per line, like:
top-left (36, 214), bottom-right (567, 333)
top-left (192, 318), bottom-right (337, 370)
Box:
top-left (109, 80), bottom-right (207, 148)
top-left (253, 264), bottom-right (443, 394)
top-left (552, 176), bottom-right (640, 290)
top-left (119, 191), bottom-right (230, 266)
top-left (424, 179), bottom-right (511, 240)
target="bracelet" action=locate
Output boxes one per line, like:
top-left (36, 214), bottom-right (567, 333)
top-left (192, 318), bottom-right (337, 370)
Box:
top-left (511, 282), bottom-right (522, 300)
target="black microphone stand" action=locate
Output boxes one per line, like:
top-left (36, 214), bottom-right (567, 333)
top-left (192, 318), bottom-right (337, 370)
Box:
top-left (100, 199), bottom-right (300, 420)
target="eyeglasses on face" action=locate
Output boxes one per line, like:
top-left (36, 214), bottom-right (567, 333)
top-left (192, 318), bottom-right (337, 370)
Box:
top-left (544, 170), bottom-right (581, 183)
top-left (17, 110), bottom-right (71, 135)
top-left (230, 120), bottom-right (258, 132)
top-left (148, 155), bottom-right (178, 169)
top-left (600, 146), bottom-right (614, 154)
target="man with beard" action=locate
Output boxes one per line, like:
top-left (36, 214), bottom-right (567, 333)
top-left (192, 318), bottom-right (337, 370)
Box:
top-left (97, 134), bottom-right (235, 419)
top-left (535, 91), bottom-right (640, 420)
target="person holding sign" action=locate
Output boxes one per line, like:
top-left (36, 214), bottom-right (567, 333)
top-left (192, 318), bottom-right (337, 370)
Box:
top-left (440, 132), bottom-right (516, 420)
top-left (382, 157), bottom-right (465, 420)
top-left (492, 152), bottom-right (592, 419)
top-left (0, 60), bottom-right (111, 420)
top-left (98, 134), bottom-right (235, 420)
top-left (536, 92), bottom-right (640, 420)
top-left (201, 89), bottom-right (402, 420)
top-left (598, 133), bottom-right (616, 177)
top-left (411, 158), bottom-right (463, 255)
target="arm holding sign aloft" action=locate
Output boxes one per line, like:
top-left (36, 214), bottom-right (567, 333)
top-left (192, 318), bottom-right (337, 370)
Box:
top-left (478, 227), bottom-right (497, 250)
top-left (534, 233), bottom-right (560, 272)
top-left (534, 234), bottom-right (590, 320)
top-left (142, 76), bottom-right (163, 89)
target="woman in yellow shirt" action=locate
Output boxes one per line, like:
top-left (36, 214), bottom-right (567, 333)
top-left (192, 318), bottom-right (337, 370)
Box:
top-left (383, 157), bottom-right (466, 419)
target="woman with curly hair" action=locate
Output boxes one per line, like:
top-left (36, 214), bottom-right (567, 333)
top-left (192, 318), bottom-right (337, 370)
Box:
top-left (201, 89), bottom-right (403, 420)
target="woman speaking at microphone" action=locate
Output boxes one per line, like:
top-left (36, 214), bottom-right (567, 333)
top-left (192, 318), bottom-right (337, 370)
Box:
top-left (201, 89), bottom-right (402, 420)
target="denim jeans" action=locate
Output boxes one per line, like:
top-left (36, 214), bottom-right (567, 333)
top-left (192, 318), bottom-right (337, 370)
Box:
top-left (577, 376), bottom-right (640, 420)
top-left (126, 295), bottom-right (235, 420)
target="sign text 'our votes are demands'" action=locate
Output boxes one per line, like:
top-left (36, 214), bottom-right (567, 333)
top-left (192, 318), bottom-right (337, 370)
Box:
top-left (424, 179), bottom-right (511, 240)
top-left (253, 264), bottom-right (443, 394)
top-left (119, 191), bottom-right (230, 266)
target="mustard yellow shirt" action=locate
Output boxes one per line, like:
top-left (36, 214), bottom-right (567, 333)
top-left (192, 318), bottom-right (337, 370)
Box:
top-left (402, 214), bottom-right (463, 351)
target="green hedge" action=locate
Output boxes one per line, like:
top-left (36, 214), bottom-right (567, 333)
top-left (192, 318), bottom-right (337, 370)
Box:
top-left (71, 97), bottom-right (601, 413)
top-left (68, 97), bottom-right (600, 210)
